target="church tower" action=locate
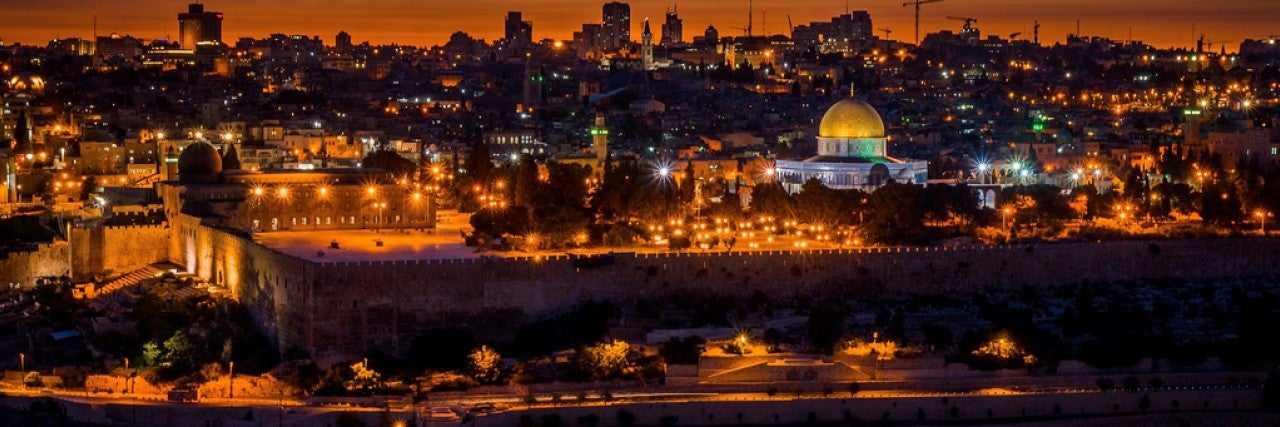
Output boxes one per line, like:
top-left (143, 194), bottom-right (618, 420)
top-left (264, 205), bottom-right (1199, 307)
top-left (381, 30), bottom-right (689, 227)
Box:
top-left (641, 18), bottom-right (655, 70)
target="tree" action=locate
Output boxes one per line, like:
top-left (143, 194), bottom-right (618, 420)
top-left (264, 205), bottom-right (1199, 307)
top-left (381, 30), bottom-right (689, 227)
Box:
top-left (141, 341), bottom-right (162, 367)
top-left (162, 331), bottom-right (197, 370)
top-left (577, 339), bottom-right (633, 380)
top-left (617, 410), bottom-right (636, 427)
top-left (795, 178), bottom-right (846, 225)
top-left (81, 176), bottom-right (99, 201)
top-left (361, 150), bottom-right (417, 176)
top-left (807, 300), bottom-right (847, 354)
top-left (749, 182), bottom-right (795, 220)
top-left (348, 359), bottom-right (381, 391)
top-left (468, 345), bottom-right (504, 385)
top-left (864, 182), bottom-right (926, 241)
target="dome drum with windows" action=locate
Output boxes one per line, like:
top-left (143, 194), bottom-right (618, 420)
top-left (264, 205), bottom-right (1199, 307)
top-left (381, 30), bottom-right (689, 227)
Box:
top-left (773, 88), bottom-right (927, 192)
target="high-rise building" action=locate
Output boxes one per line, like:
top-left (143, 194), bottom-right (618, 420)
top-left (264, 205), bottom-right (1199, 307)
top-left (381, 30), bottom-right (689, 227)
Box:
top-left (574, 23), bottom-right (605, 58)
top-left (178, 3), bottom-right (223, 50)
top-left (504, 11), bottom-right (533, 46)
top-left (661, 7), bottom-right (683, 45)
top-left (641, 19), bottom-right (655, 70)
top-left (791, 12), bottom-right (873, 49)
top-left (335, 31), bottom-right (352, 52)
top-left (602, 2), bottom-right (631, 50)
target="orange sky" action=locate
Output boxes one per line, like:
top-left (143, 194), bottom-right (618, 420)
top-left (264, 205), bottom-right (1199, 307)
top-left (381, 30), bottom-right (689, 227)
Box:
top-left (3, 1), bottom-right (1278, 50)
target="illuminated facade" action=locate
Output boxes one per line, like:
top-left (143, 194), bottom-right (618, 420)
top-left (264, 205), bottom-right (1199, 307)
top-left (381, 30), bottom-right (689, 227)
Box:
top-left (774, 90), bottom-right (927, 192)
top-left (178, 3), bottom-right (223, 50)
top-left (159, 141), bottom-right (436, 235)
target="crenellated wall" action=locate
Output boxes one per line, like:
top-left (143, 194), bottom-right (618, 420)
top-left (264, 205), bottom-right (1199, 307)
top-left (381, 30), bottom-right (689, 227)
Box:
top-left (69, 224), bottom-right (170, 281)
top-left (0, 242), bottom-right (71, 288)
top-left (181, 230), bottom-right (1280, 364)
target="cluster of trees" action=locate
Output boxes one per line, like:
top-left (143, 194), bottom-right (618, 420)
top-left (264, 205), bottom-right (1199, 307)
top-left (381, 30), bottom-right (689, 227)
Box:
top-left (111, 291), bottom-right (277, 381)
top-left (463, 146), bottom-right (594, 249)
top-left (752, 180), bottom-right (980, 243)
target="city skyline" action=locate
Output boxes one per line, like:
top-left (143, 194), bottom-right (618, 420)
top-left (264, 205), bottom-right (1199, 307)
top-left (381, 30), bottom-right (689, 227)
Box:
top-left (4, 0), bottom-right (1277, 50)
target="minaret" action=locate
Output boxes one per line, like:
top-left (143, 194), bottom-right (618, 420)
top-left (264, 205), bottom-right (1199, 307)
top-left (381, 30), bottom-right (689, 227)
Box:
top-left (522, 58), bottom-right (543, 110)
top-left (590, 114), bottom-right (609, 163)
top-left (641, 18), bottom-right (655, 70)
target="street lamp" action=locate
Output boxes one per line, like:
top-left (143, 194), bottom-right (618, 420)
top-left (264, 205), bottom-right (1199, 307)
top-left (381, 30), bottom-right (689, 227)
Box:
top-left (1002, 207), bottom-right (1012, 231)
top-left (1257, 210), bottom-right (1270, 236)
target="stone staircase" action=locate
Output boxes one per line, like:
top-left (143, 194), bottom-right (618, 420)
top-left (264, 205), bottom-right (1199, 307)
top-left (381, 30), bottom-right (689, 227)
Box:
top-left (88, 265), bottom-right (164, 299)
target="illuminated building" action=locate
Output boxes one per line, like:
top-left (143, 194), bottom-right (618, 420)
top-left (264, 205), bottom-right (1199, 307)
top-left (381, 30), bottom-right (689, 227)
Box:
top-left (774, 89), bottom-right (928, 192)
top-left (178, 3), bottom-right (223, 50)
top-left (792, 11), bottom-right (873, 52)
top-left (602, 1), bottom-right (631, 50)
top-left (159, 141), bottom-right (435, 236)
top-left (661, 6), bottom-right (683, 46)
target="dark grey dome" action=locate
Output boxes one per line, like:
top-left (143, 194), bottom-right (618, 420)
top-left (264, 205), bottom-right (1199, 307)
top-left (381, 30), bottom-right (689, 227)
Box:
top-left (177, 141), bottom-right (223, 183)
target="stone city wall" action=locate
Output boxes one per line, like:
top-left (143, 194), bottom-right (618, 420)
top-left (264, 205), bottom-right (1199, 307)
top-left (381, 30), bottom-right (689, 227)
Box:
top-left (291, 238), bottom-right (1280, 362)
top-left (183, 228), bottom-right (1280, 363)
top-left (178, 219), bottom-right (314, 356)
top-left (0, 242), bottom-right (70, 288)
top-left (69, 224), bottom-right (169, 282)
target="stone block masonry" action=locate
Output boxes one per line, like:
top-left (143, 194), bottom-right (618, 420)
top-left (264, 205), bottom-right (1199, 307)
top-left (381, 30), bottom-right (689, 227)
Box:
top-left (69, 224), bottom-right (170, 282)
top-left (189, 228), bottom-right (1280, 364)
top-left (0, 242), bottom-right (71, 288)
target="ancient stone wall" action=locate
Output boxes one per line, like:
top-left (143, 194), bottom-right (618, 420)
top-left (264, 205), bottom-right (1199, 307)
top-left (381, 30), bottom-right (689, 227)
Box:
top-left (69, 224), bottom-right (169, 281)
top-left (183, 231), bottom-right (1280, 363)
top-left (0, 242), bottom-right (70, 288)
top-left (291, 238), bottom-right (1280, 362)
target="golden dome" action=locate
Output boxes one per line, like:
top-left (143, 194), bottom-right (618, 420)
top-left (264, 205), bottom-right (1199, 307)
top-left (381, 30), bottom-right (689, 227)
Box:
top-left (818, 97), bottom-right (885, 139)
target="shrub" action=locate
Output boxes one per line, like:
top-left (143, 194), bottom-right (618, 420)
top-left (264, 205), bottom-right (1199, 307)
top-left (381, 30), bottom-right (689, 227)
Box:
top-left (617, 410), bottom-right (636, 427)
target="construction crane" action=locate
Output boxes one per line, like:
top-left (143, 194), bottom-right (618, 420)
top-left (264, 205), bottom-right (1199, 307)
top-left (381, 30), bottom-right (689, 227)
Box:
top-left (1205, 40), bottom-right (1233, 53)
top-left (902, 0), bottom-right (945, 45)
top-left (1009, 32), bottom-right (1021, 40)
top-left (946, 16), bottom-right (978, 32)
top-left (730, 0), bottom-right (754, 37)
top-left (1197, 35), bottom-right (1232, 53)
top-left (879, 28), bottom-right (893, 39)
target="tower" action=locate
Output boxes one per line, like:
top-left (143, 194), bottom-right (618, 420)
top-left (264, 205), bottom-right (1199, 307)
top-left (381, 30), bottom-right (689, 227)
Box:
top-left (178, 3), bottom-right (223, 50)
top-left (504, 11), bottom-right (533, 47)
top-left (602, 2), bottom-right (631, 50)
top-left (661, 6), bottom-right (683, 45)
top-left (591, 114), bottom-right (609, 163)
top-left (641, 19), bottom-right (655, 70)
top-left (522, 60), bottom-right (544, 110)
top-left (335, 31), bottom-right (352, 53)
